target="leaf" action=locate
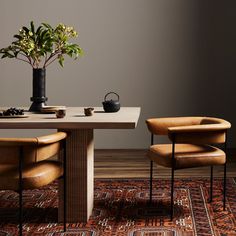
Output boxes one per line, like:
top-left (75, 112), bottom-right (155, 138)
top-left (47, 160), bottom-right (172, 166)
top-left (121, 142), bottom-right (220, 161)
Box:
top-left (67, 50), bottom-right (73, 57)
top-left (13, 34), bottom-right (23, 40)
top-left (6, 52), bottom-right (15, 58)
top-left (79, 48), bottom-right (84, 56)
top-left (58, 55), bottom-right (64, 67)
top-left (42, 23), bottom-right (53, 30)
top-left (30, 21), bottom-right (35, 35)
top-left (41, 30), bottom-right (49, 40)
top-left (13, 51), bottom-right (19, 57)
top-left (36, 25), bottom-right (42, 35)
top-left (37, 30), bottom-right (47, 46)
top-left (22, 26), bottom-right (29, 33)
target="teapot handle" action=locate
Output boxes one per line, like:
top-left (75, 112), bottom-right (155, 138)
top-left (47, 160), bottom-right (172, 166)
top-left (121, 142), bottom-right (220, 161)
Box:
top-left (104, 92), bottom-right (119, 101)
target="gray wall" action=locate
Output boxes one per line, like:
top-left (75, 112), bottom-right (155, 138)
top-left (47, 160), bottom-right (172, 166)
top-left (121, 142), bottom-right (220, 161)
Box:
top-left (0, 0), bottom-right (236, 148)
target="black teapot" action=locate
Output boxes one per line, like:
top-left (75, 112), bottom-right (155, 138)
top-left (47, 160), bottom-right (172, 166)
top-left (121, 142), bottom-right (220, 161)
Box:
top-left (102, 92), bottom-right (120, 112)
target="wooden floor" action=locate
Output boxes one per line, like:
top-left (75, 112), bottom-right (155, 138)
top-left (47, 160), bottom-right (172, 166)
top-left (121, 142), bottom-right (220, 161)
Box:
top-left (94, 149), bottom-right (236, 178)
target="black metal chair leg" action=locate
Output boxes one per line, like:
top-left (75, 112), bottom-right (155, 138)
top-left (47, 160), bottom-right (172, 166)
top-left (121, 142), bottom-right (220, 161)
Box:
top-left (170, 167), bottom-right (174, 221)
top-left (149, 160), bottom-right (153, 204)
top-left (223, 132), bottom-right (227, 211)
top-left (223, 162), bottom-right (227, 210)
top-left (19, 147), bottom-right (23, 236)
top-left (209, 166), bottom-right (213, 203)
top-left (63, 177), bottom-right (66, 232)
top-left (170, 136), bottom-right (175, 221)
top-left (63, 140), bottom-right (67, 232)
top-left (19, 187), bottom-right (23, 236)
top-left (149, 134), bottom-right (154, 204)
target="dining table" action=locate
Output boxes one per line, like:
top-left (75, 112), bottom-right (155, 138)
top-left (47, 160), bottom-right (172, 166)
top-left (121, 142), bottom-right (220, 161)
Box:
top-left (0, 107), bottom-right (141, 222)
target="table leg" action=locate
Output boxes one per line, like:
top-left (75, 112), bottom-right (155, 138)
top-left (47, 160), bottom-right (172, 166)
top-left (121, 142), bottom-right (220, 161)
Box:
top-left (58, 129), bottom-right (94, 222)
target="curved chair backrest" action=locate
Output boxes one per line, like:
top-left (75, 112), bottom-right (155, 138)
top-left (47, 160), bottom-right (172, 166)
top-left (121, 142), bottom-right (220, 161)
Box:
top-left (146, 117), bottom-right (202, 135)
top-left (0, 132), bottom-right (67, 165)
top-left (146, 117), bottom-right (231, 145)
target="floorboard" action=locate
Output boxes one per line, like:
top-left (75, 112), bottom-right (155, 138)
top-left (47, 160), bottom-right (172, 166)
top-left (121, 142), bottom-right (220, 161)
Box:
top-left (94, 149), bottom-right (236, 178)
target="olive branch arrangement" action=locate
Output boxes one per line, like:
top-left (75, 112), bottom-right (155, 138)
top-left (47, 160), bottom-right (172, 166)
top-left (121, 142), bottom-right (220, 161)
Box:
top-left (0, 21), bottom-right (83, 68)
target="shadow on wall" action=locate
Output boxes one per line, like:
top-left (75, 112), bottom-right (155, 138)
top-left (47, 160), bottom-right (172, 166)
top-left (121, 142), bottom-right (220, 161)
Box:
top-left (192, 0), bottom-right (236, 146)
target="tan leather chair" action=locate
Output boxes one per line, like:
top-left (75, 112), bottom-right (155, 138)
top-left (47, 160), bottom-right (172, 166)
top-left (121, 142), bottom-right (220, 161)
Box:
top-left (0, 132), bottom-right (67, 236)
top-left (146, 117), bottom-right (231, 220)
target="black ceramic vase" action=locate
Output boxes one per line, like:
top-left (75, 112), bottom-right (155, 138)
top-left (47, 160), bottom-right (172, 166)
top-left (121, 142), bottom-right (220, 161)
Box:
top-left (29, 68), bottom-right (48, 112)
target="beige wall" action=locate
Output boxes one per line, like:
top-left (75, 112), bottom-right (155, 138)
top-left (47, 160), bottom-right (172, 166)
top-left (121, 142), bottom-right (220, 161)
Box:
top-left (0, 0), bottom-right (235, 148)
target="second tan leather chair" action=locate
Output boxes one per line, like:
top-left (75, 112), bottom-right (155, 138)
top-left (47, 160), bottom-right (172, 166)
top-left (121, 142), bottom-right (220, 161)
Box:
top-left (146, 117), bottom-right (231, 220)
top-left (0, 132), bottom-right (67, 236)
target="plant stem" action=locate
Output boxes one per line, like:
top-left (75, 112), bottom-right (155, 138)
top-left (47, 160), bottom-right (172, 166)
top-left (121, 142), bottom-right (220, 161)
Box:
top-left (44, 54), bottom-right (48, 68)
top-left (16, 57), bottom-right (33, 67)
top-left (45, 54), bottom-right (60, 67)
top-left (44, 49), bottom-right (60, 67)
top-left (32, 60), bottom-right (36, 68)
top-left (18, 52), bottom-right (33, 66)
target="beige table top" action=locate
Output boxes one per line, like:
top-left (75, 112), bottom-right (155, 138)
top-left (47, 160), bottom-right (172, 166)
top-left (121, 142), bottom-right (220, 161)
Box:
top-left (0, 107), bottom-right (141, 129)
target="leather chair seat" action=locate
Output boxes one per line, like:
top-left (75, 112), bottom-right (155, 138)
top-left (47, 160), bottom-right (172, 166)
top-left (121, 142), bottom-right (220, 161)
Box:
top-left (0, 160), bottom-right (63, 190)
top-left (148, 144), bottom-right (226, 169)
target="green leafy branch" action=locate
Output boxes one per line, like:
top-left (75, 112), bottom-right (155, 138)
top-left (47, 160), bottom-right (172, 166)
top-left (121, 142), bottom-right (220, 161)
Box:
top-left (0, 21), bottom-right (83, 68)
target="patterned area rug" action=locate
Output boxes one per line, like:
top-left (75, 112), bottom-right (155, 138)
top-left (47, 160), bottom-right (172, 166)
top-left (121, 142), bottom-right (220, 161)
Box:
top-left (0, 178), bottom-right (236, 236)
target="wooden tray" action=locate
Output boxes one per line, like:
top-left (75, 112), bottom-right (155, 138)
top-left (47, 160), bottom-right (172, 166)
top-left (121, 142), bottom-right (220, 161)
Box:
top-left (41, 106), bottom-right (66, 113)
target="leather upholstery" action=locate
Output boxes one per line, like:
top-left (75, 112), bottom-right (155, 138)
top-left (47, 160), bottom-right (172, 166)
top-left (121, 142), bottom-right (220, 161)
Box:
top-left (0, 161), bottom-right (63, 190)
top-left (146, 117), bottom-right (202, 135)
top-left (37, 132), bottom-right (67, 145)
top-left (168, 130), bottom-right (226, 144)
top-left (148, 144), bottom-right (226, 169)
top-left (0, 132), bottom-right (67, 191)
top-left (146, 117), bottom-right (231, 137)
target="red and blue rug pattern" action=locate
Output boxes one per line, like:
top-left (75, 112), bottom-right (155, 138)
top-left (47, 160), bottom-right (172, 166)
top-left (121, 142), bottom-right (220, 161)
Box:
top-left (0, 178), bottom-right (236, 235)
